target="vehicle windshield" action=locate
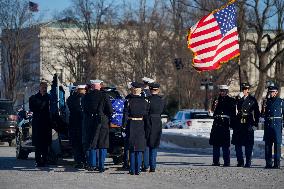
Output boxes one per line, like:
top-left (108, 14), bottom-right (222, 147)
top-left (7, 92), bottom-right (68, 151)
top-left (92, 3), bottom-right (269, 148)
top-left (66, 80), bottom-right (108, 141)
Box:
top-left (174, 112), bottom-right (183, 120)
top-left (0, 101), bottom-right (14, 115)
top-left (191, 112), bottom-right (210, 119)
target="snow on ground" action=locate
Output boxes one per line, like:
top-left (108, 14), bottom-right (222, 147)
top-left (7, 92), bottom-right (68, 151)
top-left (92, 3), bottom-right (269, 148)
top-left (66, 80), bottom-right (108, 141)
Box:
top-left (161, 128), bottom-right (284, 158)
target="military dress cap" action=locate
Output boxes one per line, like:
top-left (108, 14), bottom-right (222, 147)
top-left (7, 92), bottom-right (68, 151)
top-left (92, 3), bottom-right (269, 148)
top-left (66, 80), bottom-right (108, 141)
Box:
top-left (218, 85), bottom-right (229, 90)
top-left (268, 85), bottom-right (278, 92)
top-left (142, 77), bottom-right (155, 84)
top-left (127, 82), bottom-right (133, 89)
top-left (149, 83), bottom-right (160, 90)
top-left (131, 81), bottom-right (144, 88)
top-left (241, 83), bottom-right (250, 90)
top-left (90, 79), bottom-right (103, 84)
top-left (76, 85), bottom-right (86, 89)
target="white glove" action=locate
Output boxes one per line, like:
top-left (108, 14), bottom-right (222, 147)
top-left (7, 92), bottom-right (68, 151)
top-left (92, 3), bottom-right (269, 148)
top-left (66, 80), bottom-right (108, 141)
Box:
top-left (122, 132), bottom-right (126, 138)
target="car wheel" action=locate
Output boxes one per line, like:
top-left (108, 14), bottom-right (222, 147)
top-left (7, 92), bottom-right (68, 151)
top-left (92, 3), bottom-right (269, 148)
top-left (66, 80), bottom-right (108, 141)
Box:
top-left (9, 139), bottom-right (16, 147)
top-left (113, 155), bottom-right (123, 165)
top-left (16, 131), bottom-right (29, 159)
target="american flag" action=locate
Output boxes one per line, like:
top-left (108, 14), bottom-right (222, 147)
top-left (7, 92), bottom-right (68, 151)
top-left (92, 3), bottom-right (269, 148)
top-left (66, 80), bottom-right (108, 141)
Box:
top-left (187, 1), bottom-right (240, 71)
top-left (29, 1), bottom-right (39, 12)
top-left (110, 99), bottom-right (125, 127)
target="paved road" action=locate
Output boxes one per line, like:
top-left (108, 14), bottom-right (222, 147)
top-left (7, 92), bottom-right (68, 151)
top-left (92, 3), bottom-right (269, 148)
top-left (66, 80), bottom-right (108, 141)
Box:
top-left (0, 143), bottom-right (283, 189)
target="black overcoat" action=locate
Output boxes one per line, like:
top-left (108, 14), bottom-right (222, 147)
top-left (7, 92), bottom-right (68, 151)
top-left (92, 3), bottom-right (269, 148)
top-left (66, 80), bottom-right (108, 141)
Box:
top-left (82, 89), bottom-right (113, 150)
top-left (209, 95), bottom-right (236, 147)
top-left (145, 94), bottom-right (165, 148)
top-left (122, 94), bottom-right (148, 152)
top-left (232, 95), bottom-right (260, 146)
top-left (29, 92), bottom-right (52, 147)
top-left (263, 97), bottom-right (284, 144)
top-left (66, 92), bottom-right (84, 146)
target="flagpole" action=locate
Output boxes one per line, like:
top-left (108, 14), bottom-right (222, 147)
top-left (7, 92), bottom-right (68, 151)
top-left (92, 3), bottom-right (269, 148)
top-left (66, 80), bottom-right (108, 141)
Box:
top-left (238, 58), bottom-right (242, 92)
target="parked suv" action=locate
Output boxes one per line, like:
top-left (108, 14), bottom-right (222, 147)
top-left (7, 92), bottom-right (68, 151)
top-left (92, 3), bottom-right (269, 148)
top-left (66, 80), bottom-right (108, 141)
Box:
top-left (164, 109), bottom-right (213, 130)
top-left (0, 99), bottom-right (17, 146)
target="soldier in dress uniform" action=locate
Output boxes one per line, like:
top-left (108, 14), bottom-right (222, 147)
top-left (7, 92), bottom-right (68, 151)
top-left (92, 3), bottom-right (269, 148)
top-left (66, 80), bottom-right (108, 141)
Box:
top-left (29, 81), bottom-right (52, 167)
top-left (232, 83), bottom-right (260, 167)
top-left (122, 82), bottom-right (148, 175)
top-left (81, 79), bottom-right (113, 172)
top-left (66, 84), bottom-right (86, 168)
top-left (141, 77), bottom-right (154, 97)
top-left (141, 77), bottom-right (154, 168)
top-left (209, 85), bottom-right (236, 166)
top-left (142, 83), bottom-right (165, 172)
top-left (262, 85), bottom-right (284, 169)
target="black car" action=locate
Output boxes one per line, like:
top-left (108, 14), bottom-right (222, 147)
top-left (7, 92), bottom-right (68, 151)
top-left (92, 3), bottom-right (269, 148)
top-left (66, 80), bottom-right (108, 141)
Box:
top-left (15, 111), bottom-right (71, 162)
top-left (0, 99), bottom-right (17, 146)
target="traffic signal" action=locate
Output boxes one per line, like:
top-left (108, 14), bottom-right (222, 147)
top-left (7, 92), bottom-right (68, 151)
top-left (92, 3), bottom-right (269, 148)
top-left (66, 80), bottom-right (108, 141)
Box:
top-left (174, 58), bottom-right (184, 70)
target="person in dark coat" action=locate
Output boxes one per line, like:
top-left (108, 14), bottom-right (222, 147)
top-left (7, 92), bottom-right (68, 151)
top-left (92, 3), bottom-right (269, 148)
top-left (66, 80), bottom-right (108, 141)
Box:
top-left (122, 82), bottom-right (148, 175)
top-left (66, 84), bottom-right (86, 168)
top-left (262, 85), bottom-right (284, 169)
top-left (121, 82), bottom-right (133, 169)
top-left (232, 83), bottom-right (260, 167)
top-left (142, 83), bottom-right (164, 172)
top-left (29, 81), bottom-right (52, 167)
top-left (141, 77), bottom-right (154, 97)
top-left (82, 79), bottom-right (113, 172)
top-left (209, 85), bottom-right (236, 167)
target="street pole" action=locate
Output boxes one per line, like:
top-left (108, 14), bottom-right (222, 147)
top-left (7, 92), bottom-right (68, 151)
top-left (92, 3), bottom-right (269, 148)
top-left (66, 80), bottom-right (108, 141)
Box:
top-left (178, 71), bottom-right (181, 110)
top-left (238, 59), bottom-right (242, 92)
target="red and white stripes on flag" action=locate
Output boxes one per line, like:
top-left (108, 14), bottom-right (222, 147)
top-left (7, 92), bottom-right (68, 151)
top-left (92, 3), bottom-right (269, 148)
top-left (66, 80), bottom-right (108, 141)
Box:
top-left (187, 1), bottom-right (240, 71)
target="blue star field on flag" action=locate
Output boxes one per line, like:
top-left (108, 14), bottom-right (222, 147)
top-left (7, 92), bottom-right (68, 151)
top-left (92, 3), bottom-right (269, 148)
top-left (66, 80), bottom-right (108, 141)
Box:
top-left (110, 98), bottom-right (125, 127)
top-left (214, 3), bottom-right (237, 37)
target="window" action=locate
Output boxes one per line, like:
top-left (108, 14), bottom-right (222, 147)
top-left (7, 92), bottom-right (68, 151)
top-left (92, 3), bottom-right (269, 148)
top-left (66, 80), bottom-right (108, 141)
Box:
top-left (191, 112), bottom-right (210, 119)
top-left (184, 113), bottom-right (191, 119)
top-left (175, 112), bottom-right (183, 120)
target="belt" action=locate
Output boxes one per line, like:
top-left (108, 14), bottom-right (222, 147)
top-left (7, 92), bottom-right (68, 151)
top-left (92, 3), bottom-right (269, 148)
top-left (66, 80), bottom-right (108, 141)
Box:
top-left (215, 115), bottom-right (230, 119)
top-left (128, 117), bottom-right (143, 121)
top-left (267, 117), bottom-right (282, 119)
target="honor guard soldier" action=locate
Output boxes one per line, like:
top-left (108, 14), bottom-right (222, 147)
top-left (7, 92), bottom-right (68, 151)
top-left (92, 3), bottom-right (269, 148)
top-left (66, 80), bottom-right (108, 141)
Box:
top-left (142, 83), bottom-right (165, 172)
top-left (141, 77), bottom-right (155, 97)
top-left (82, 79), bottom-right (113, 172)
top-left (67, 84), bottom-right (86, 168)
top-left (209, 85), bottom-right (236, 166)
top-left (262, 85), bottom-right (284, 169)
top-left (29, 81), bottom-right (52, 167)
top-left (232, 83), bottom-right (260, 167)
top-left (122, 82), bottom-right (148, 175)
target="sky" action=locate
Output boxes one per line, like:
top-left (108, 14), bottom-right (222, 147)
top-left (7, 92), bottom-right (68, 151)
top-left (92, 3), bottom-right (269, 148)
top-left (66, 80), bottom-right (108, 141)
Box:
top-left (32, 0), bottom-right (72, 20)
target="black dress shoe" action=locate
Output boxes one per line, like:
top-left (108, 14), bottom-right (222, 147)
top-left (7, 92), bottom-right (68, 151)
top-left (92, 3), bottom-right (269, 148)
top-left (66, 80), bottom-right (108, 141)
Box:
top-left (135, 172), bottom-right (140, 175)
top-left (212, 163), bottom-right (220, 166)
top-left (141, 168), bottom-right (148, 172)
top-left (99, 168), bottom-right (105, 173)
top-left (87, 167), bottom-right (96, 171)
top-left (150, 169), bottom-right (155, 172)
top-left (223, 163), bottom-right (230, 167)
top-left (273, 165), bottom-right (280, 169)
top-left (265, 164), bottom-right (273, 169)
top-left (244, 163), bottom-right (251, 168)
top-left (237, 162), bottom-right (244, 167)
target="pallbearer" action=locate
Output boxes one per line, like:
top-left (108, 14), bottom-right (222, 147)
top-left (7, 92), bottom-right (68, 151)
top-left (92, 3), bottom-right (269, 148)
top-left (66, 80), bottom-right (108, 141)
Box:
top-left (122, 82), bottom-right (148, 175)
top-left (143, 83), bottom-right (165, 172)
